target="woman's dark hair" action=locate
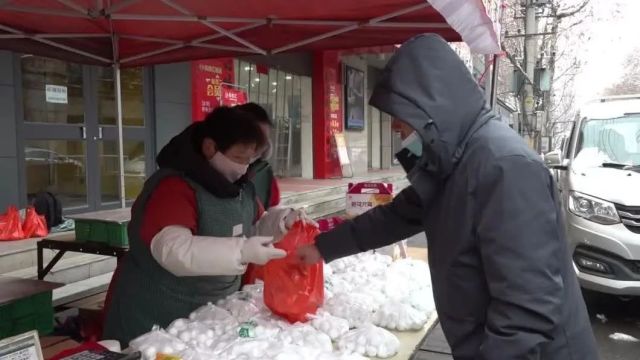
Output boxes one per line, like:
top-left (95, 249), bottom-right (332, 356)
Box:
top-left (235, 102), bottom-right (272, 127)
top-left (192, 106), bottom-right (267, 153)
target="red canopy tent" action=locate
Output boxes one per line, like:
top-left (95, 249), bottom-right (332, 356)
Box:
top-left (0, 0), bottom-right (500, 206)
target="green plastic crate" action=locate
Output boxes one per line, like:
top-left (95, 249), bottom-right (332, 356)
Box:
top-left (75, 220), bottom-right (128, 247)
top-left (11, 313), bottom-right (53, 336)
top-left (0, 292), bottom-right (54, 338)
top-left (106, 222), bottom-right (128, 247)
top-left (4, 292), bottom-right (51, 320)
top-left (74, 221), bottom-right (92, 242)
top-left (0, 318), bottom-right (11, 339)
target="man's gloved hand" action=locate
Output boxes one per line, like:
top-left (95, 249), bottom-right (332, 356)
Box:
top-left (240, 236), bottom-right (287, 265)
top-left (284, 209), bottom-right (319, 229)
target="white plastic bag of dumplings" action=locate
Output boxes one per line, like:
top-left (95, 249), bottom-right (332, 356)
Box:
top-left (337, 324), bottom-right (400, 358)
top-left (129, 326), bottom-right (187, 360)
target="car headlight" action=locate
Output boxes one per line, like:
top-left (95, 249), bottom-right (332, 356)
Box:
top-left (568, 191), bottom-right (620, 225)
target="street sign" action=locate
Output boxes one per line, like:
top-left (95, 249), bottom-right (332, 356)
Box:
top-left (540, 136), bottom-right (551, 153)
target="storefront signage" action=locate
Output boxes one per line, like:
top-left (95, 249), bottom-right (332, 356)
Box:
top-left (333, 133), bottom-right (350, 166)
top-left (191, 58), bottom-right (234, 122)
top-left (45, 84), bottom-right (68, 104)
top-left (221, 87), bottom-right (248, 107)
top-left (328, 83), bottom-right (341, 132)
top-left (344, 65), bottom-right (365, 130)
top-left (313, 51), bottom-right (344, 179)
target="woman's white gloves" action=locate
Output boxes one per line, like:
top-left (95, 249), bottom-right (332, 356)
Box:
top-left (284, 209), bottom-right (319, 229)
top-left (255, 207), bottom-right (317, 241)
top-left (240, 236), bottom-right (286, 265)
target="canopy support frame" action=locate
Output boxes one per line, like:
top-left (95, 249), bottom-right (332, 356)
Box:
top-left (110, 23), bottom-right (127, 209)
top-left (160, 0), bottom-right (267, 55)
top-left (119, 22), bottom-right (265, 64)
top-left (0, 23), bottom-right (111, 63)
top-left (0, 2), bottom-right (467, 64)
top-left (272, 2), bottom-right (431, 53)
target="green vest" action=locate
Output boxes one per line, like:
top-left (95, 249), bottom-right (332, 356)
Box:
top-left (250, 160), bottom-right (275, 209)
top-left (103, 169), bottom-right (256, 345)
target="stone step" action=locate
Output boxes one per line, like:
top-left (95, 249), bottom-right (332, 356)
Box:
top-left (3, 253), bottom-right (116, 285)
top-left (53, 272), bottom-right (113, 307)
top-left (280, 185), bottom-right (346, 207)
top-left (0, 237), bottom-right (84, 274)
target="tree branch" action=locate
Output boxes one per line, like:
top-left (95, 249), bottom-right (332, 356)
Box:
top-left (557, 0), bottom-right (590, 19)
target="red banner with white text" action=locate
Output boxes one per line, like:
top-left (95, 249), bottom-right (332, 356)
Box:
top-left (191, 58), bottom-right (234, 122)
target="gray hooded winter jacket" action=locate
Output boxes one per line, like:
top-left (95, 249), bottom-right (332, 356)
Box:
top-left (315, 34), bottom-right (599, 360)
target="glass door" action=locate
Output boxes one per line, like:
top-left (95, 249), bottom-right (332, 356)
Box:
top-left (20, 56), bottom-right (151, 213)
top-left (95, 67), bottom-right (148, 209)
top-left (21, 56), bottom-right (93, 212)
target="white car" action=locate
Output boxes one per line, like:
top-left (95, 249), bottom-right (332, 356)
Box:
top-left (545, 95), bottom-right (640, 296)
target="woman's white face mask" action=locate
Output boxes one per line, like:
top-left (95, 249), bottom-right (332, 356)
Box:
top-left (209, 152), bottom-right (249, 183)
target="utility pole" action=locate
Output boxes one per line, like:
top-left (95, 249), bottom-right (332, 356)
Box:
top-left (522, 0), bottom-right (538, 150)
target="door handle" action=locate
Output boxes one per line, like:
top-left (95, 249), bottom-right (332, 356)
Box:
top-left (98, 127), bottom-right (103, 139)
top-left (80, 126), bottom-right (87, 139)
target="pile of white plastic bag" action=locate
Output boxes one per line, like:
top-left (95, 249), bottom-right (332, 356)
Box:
top-left (129, 252), bottom-right (436, 360)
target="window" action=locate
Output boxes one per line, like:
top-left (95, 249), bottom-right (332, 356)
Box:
top-left (25, 140), bottom-right (87, 209)
top-left (237, 61), bottom-right (310, 177)
top-left (22, 56), bottom-right (84, 124)
top-left (98, 67), bottom-right (144, 126)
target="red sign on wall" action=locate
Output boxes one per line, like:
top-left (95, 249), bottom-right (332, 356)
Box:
top-left (191, 58), bottom-right (234, 122)
top-left (313, 51), bottom-right (344, 179)
top-left (221, 87), bottom-right (248, 107)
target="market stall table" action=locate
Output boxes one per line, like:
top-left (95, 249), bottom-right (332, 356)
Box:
top-left (0, 277), bottom-right (62, 306)
top-left (0, 277), bottom-right (63, 338)
top-left (37, 208), bottom-right (131, 280)
top-left (391, 312), bottom-right (439, 360)
top-left (37, 232), bottom-right (128, 280)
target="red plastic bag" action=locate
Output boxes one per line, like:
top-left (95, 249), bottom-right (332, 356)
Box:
top-left (263, 221), bottom-right (324, 323)
top-left (242, 263), bottom-right (264, 285)
top-left (22, 206), bottom-right (49, 238)
top-left (0, 206), bottom-right (25, 241)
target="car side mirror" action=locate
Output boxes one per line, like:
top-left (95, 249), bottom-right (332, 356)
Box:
top-left (556, 159), bottom-right (570, 170)
top-left (544, 150), bottom-right (568, 170)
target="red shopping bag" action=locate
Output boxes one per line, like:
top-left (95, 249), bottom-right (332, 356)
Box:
top-left (242, 263), bottom-right (264, 285)
top-left (23, 206), bottom-right (49, 238)
top-left (263, 221), bottom-right (324, 323)
top-left (0, 206), bottom-right (25, 241)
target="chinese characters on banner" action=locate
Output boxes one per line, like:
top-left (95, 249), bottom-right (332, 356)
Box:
top-left (328, 83), bottom-right (341, 133)
top-left (191, 58), bottom-right (234, 122)
top-left (221, 87), bottom-right (248, 107)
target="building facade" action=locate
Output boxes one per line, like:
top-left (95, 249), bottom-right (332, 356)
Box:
top-left (0, 49), bottom-right (402, 213)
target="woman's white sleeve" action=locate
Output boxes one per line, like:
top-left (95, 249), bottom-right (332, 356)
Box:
top-left (150, 225), bottom-right (247, 277)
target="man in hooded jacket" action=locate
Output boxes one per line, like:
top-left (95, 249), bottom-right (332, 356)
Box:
top-left (297, 34), bottom-right (599, 359)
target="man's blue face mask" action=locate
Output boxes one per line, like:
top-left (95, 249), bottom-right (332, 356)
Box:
top-left (401, 131), bottom-right (423, 157)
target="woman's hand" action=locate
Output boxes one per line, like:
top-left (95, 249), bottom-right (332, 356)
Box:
top-left (284, 209), bottom-right (319, 229)
top-left (241, 236), bottom-right (287, 265)
top-left (296, 244), bottom-right (323, 264)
